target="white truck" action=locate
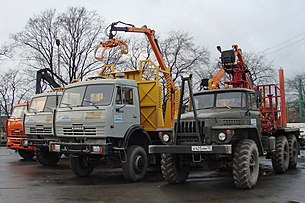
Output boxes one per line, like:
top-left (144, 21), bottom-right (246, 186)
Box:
top-left (24, 91), bottom-right (63, 165)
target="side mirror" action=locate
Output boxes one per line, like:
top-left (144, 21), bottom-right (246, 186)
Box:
top-left (255, 90), bottom-right (262, 104)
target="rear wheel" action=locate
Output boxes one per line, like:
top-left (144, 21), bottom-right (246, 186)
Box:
top-left (161, 153), bottom-right (190, 184)
top-left (36, 147), bottom-right (61, 166)
top-left (18, 149), bottom-right (35, 160)
top-left (122, 145), bottom-right (148, 182)
top-left (70, 155), bottom-right (94, 177)
top-left (287, 135), bottom-right (298, 169)
top-left (272, 136), bottom-right (289, 174)
top-left (233, 139), bottom-right (259, 189)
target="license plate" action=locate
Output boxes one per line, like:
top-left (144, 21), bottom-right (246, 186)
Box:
top-left (191, 146), bottom-right (212, 152)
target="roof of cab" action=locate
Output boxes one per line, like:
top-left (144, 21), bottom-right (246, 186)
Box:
top-left (31, 91), bottom-right (63, 99)
top-left (64, 78), bottom-right (138, 89)
top-left (194, 88), bottom-right (255, 96)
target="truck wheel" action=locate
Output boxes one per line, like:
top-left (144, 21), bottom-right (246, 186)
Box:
top-left (18, 150), bottom-right (35, 160)
top-left (272, 136), bottom-right (289, 173)
top-left (36, 147), bottom-right (61, 166)
top-left (161, 153), bottom-right (189, 184)
top-left (287, 135), bottom-right (298, 169)
top-left (70, 155), bottom-right (94, 177)
top-left (233, 139), bottom-right (259, 189)
top-left (122, 145), bottom-right (148, 182)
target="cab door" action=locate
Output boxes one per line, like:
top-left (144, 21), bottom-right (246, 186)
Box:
top-left (248, 93), bottom-right (262, 132)
top-left (112, 85), bottom-right (140, 137)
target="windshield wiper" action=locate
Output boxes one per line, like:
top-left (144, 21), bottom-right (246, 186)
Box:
top-left (44, 106), bottom-right (53, 111)
top-left (83, 99), bottom-right (99, 109)
top-left (60, 102), bottom-right (73, 109)
top-left (29, 107), bottom-right (38, 114)
top-left (224, 105), bottom-right (231, 109)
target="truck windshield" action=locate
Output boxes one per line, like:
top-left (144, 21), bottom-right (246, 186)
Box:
top-left (216, 92), bottom-right (246, 108)
top-left (82, 84), bottom-right (114, 106)
top-left (60, 84), bottom-right (114, 108)
top-left (11, 106), bottom-right (27, 118)
top-left (194, 91), bottom-right (247, 109)
top-left (194, 94), bottom-right (214, 109)
top-left (60, 86), bottom-right (86, 107)
top-left (29, 96), bottom-right (47, 112)
top-left (44, 95), bottom-right (60, 112)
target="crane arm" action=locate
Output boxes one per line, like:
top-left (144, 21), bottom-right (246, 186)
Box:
top-left (94, 22), bottom-right (177, 123)
top-left (103, 23), bottom-right (176, 91)
top-left (232, 45), bottom-right (254, 90)
top-left (208, 67), bottom-right (225, 89)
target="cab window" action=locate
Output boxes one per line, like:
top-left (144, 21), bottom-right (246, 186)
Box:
top-left (30, 96), bottom-right (47, 112)
top-left (250, 93), bottom-right (258, 109)
top-left (82, 84), bottom-right (114, 106)
top-left (116, 86), bottom-right (134, 105)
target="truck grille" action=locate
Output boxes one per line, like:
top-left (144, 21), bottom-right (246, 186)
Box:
top-left (175, 121), bottom-right (204, 133)
top-left (29, 126), bottom-right (52, 135)
top-left (56, 124), bottom-right (105, 137)
top-left (63, 126), bottom-right (96, 136)
top-left (223, 119), bottom-right (241, 125)
top-left (176, 133), bottom-right (200, 144)
top-left (175, 120), bottom-right (204, 144)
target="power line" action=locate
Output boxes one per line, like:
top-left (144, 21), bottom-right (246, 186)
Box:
top-left (266, 36), bottom-right (305, 55)
top-left (261, 31), bottom-right (305, 54)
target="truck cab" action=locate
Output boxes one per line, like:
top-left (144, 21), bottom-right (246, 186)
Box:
top-left (53, 78), bottom-right (140, 148)
top-left (176, 88), bottom-right (262, 148)
top-left (24, 91), bottom-right (62, 165)
top-left (50, 77), bottom-right (152, 181)
top-left (6, 102), bottom-right (35, 160)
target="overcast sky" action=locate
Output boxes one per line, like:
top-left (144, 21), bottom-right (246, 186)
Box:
top-left (0, 0), bottom-right (305, 78)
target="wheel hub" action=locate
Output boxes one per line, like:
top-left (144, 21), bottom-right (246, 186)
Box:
top-left (133, 155), bottom-right (144, 172)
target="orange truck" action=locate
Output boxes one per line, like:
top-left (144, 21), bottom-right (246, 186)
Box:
top-left (6, 102), bottom-right (35, 160)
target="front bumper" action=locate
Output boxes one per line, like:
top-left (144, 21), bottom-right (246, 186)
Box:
top-left (25, 138), bottom-right (57, 147)
top-left (49, 141), bottom-right (113, 155)
top-left (6, 137), bottom-right (35, 151)
top-left (149, 144), bottom-right (232, 154)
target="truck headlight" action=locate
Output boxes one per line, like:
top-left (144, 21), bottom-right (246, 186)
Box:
top-left (92, 146), bottom-right (103, 153)
top-left (51, 144), bottom-right (61, 152)
top-left (218, 132), bottom-right (226, 141)
top-left (162, 134), bottom-right (170, 142)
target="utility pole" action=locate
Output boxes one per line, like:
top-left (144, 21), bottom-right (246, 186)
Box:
top-left (298, 78), bottom-right (304, 123)
top-left (56, 39), bottom-right (61, 79)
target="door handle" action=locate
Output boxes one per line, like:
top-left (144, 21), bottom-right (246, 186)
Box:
top-left (132, 115), bottom-right (137, 119)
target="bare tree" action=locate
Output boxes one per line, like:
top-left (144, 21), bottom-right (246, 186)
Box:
top-left (12, 7), bottom-right (115, 85)
top-left (286, 72), bottom-right (305, 100)
top-left (285, 72), bottom-right (305, 122)
top-left (0, 69), bottom-right (34, 117)
top-left (0, 44), bottom-right (13, 61)
top-left (160, 31), bottom-right (210, 84)
top-left (57, 7), bottom-right (106, 81)
top-left (121, 36), bottom-right (153, 70)
top-left (243, 52), bottom-right (276, 85)
top-left (12, 9), bottom-right (58, 73)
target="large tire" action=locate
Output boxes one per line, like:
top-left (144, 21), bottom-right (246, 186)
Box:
top-left (272, 136), bottom-right (289, 174)
top-left (287, 135), bottom-right (298, 169)
top-left (233, 139), bottom-right (259, 189)
top-left (70, 155), bottom-right (94, 177)
top-left (122, 145), bottom-right (148, 182)
top-left (18, 149), bottom-right (35, 160)
top-left (36, 147), bottom-right (61, 166)
top-left (161, 153), bottom-right (190, 184)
